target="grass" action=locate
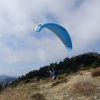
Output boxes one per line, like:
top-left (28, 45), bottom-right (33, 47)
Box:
top-left (73, 80), bottom-right (97, 96)
top-left (51, 79), bottom-right (67, 87)
top-left (0, 68), bottom-right (100, 100)
top-left (91, 67), bottom-right (100, 77)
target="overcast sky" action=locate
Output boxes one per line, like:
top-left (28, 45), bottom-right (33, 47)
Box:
top-left (0, 0), bottom-right (100, 76)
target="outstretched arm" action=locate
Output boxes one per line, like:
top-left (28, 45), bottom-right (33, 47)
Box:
top-left (49, 70), bottom-right (52, 74)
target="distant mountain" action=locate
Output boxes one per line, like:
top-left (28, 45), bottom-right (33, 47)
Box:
top-left (0, 75), bottom-right (18, 86)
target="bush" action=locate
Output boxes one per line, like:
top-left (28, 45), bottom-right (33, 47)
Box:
top-left (92, 60), bottom-right (100, 68)
top-left (31, 93), bottom-right (45, 100)
top-left (57, 75), bottom-right (65, 80)
top-left (24, 79), bottom-right (31, 83)
top-left (73, 80), bottom-right (97, 96)
top-left (91, 67), bottom-right (100, 77)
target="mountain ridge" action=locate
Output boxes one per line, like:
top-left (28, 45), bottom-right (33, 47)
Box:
top-left (0, 75), bottom-right (17, 86)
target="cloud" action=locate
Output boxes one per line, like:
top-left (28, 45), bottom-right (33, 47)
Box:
top-left (0, 0), bottom-right (100, 75)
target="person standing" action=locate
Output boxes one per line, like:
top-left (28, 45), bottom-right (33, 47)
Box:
top-left (49, 68), bottom-right (57, 82)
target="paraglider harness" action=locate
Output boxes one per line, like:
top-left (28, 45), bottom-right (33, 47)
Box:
top-left (52, 70), bottom-right (57, 80)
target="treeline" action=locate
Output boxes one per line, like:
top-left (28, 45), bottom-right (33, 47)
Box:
top-left (1, 52), bottom-right (100, 89)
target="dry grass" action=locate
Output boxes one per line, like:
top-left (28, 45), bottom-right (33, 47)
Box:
top-left (0, 69), bottom-right (100, 100)
top-left (73, 80), bottom-right (97, 96)
top-left (0, 82), bottom-right (40, 100)
top-left (91, 67), bottom-right (100, 77)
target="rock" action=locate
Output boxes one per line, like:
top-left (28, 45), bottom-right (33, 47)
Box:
top-left (98, 87), bottom-right (100, 89)
top-left (94, 96), bottom-right (98, 99)
top-left (66, 94), bottom-right (69, 97)
top-left (70, 98), bottom-right (75, 100)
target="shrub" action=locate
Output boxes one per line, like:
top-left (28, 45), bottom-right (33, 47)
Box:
top-left (57, 75), bottom-right (65, 80)
top-left (91, 60), bottom-right (100, 68)
top-left (24, 79), bottom-right (31, 83)
top-left (91, 67), bottom-right (100, 77)
top-left (31, 93), bottom-right (45, 100)
top-left (73, 80), bottom-right (97, 96)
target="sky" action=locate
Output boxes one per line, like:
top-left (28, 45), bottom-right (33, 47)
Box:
top-left (0, 0), bottom-right (100, 76)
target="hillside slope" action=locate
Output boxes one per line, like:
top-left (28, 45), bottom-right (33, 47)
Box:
top-left (16, 52), bottom-right (100, 84)
top-left (0, 68), bottom-right (100, 100)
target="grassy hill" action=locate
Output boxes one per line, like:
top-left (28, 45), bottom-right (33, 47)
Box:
top-left (10, 52), bottom-right (100, 85)
top-left (0, 67), bottom-right (100, 100)
top-left (0, 52), bottom-right (100, 100)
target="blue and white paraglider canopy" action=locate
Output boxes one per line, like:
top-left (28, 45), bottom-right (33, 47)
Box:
top-left (34, 22), bottom-right (72, 51)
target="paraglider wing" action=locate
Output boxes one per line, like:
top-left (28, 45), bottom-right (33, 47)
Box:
top-left (34, 22), bottom-right (72, 51)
